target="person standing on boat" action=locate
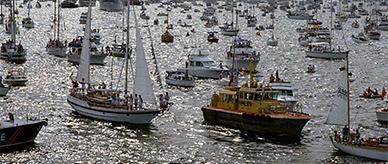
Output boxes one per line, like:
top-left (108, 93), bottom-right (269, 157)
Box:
top-left (164, 92), bottom-right (170, 105)
top-left (159, 94), bottom-right (163, 108)
top-left (129, 94), bottom-right (133, 110)
top-left (342, 125), bottom-right (349, 142)
top-left (134, 94), bottom-right (138, 110)
top-left (139, 95), bottom-right (143, 109)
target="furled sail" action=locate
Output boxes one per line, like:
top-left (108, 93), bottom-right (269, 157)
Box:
top-left (132, 6), bottom-right (156, 106)
top-left (326, 65), bottom-right (349, 126)
top-left (77, 3), bottom-right (92, 84)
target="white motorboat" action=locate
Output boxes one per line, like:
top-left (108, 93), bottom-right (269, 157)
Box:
top-left (3, 69), bottom-right (28, 86)
top-left (67, 4), bottom-right (162, 124)
top-left (99, 0), bottom-right (123, 12)
top-left (270, 81), bottom-right (298, 111)
top-left (305, 42), bottom-right (349, 60)
top-left (178, 48), bottom-right (228, 79)
top-left (376, 108), bottom-right (388, 125)
top-left (351, 33), bottom-right (369, 43)
top-left (226, 37), bottom-right (260, 71)
top-left (166, 71), bottom-right (195, 87)
top-left (266, 34), bottom-right (278, 46)
top-left (327, 56), bottom-right (388, 162)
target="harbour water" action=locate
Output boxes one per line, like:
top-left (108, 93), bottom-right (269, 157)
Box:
top-left (1, 1), bottom-right (387, 163)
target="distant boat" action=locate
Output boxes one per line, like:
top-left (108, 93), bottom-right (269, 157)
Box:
top-left (0, 0), bottom-right (27, 64)
top-left (3, 68), bottom-right (28, 86)
top-left (165, 71), bottom-right (195, 87)
top-left (100, 0), bottom-right (123, 12)
top-left (60, 0), bottom-right (78, 8)
top-left (46, 0), bottom-right (67, 57)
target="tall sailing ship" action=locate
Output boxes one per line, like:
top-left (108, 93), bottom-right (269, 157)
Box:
top-left (0, 0), bottom-right (27, 64)
top-left (46, 0), bottom-right (67, 57)
top-left (67, 2), bottom-right (161, 124)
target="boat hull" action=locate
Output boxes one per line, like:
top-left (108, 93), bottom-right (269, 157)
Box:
top-left (67, 95), bottom-right (160, 124)
top-left (306, 51), bottom-right (348, 59)
top-left (177, 68), bottom-right (225, 79)
top-left (0, 120), bottom-right (46, 148)
top-left (166, 78), bottom-right (194, 87)
top-left (67, 53), bottom-right (107, 65)
top-left (201, 106), bottom-right (310, 137)
top-left (99, 0), bottom-right (123, 12)
top-left (331, 137), bottom-right (388, 161)
top-left (0, 86), bottom-right (9, 96)
top-left (46, 47), bottom-right (67, 58)
top-left (376, 109), bottom-right (388, 125)
top-left (0, 51), bottom-right (27, 64)
top-left (3, 79), bottom-right (27, 86)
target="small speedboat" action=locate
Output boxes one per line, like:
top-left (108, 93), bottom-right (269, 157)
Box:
top-left (351, 33), bottom-right (369, 43)
top-left (266, 34), bottom-right (278, 46)
top-left (161, 30), bottom-right (173, 43)
top-left (166, 71), bottom-right (195, 87)
top-left (307, 64), bottom-right (315, 73)
top-left (207, 32), bottom-right (219, 43)
top-left (3, 69), bottom-right (28, 86)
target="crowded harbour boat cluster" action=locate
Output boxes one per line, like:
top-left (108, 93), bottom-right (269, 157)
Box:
top-left (0, 0), bottom-right (387, 162)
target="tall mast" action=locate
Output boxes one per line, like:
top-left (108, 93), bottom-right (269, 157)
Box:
top-left (121, 4), bottom-right (125, 43)
top-left (56, 0), bottom-right (60, 40)
top-left (346, 54), bottom-right (350, 129)
top-left (124, 0), bottom-right (130, 93)
top-left (329, 0), bottom-right (333, 49)
top-left (235, 2), bottom-right (238, 30)
top-left (53, 0), bottom-right (57, 40)
top-left (11, 0), bottom-right (16, 42)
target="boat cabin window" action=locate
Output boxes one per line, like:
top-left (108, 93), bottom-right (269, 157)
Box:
top-left (240, 92), bottom-right (254, 100)
top-left (222, 94), bottom-right (235, 102)
top-left (254, 92), bottom-right (262, 100)
top-left (195, 62), bottom-right (203, 67)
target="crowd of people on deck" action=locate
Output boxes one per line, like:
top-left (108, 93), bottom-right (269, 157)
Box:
top-left (1, 40), bottom-right (24, 53)
top-left (361, 87), bottom-right (386, 98)
top-left (71, 77), bottom-right (170, 110)
top-left (269, 70), bottom-right (283, 83)
top-left (46, 39), bottom-right (66, 48)
top-left (334, 126), bottom-right (363, 144)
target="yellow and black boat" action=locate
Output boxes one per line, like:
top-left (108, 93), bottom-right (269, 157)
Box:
top-left (201, 73), bottom-right (312, 138)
